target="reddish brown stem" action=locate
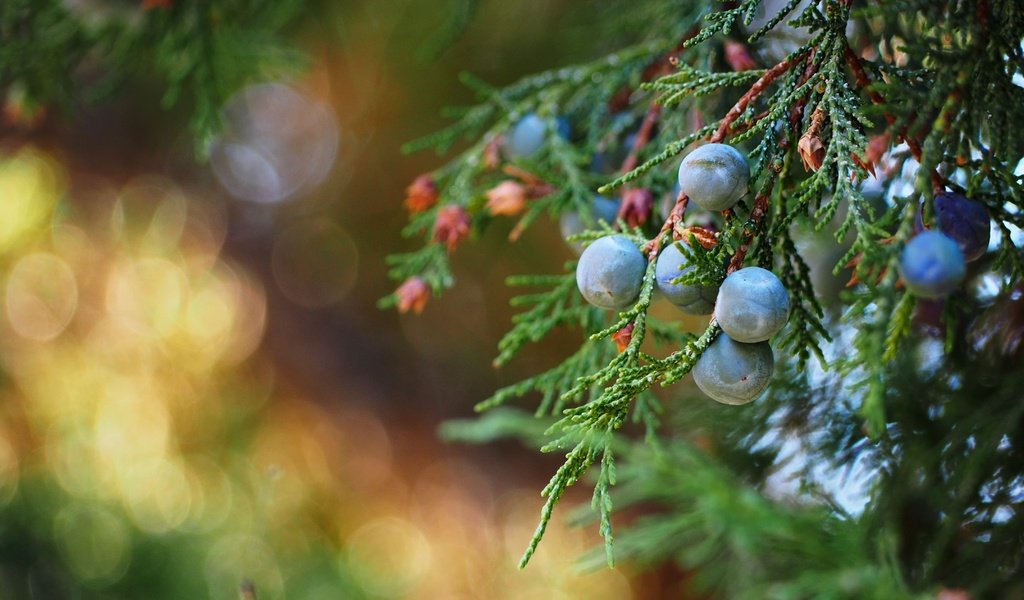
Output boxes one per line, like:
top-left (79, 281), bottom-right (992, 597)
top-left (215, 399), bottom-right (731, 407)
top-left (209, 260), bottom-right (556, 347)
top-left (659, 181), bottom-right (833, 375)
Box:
top-left (644, 191), bottom-right (689, 258)
top-left (784, 52), bottom-right (819, 149)
top-left (502, 164), bottom-right (545, 186)
top-left (621, 103), bottom-right (663, 173)
top-left (674, 225), bottom-right (718, 249)
top-left (726, 187), bottom-right (774, 274)
top-left (608, 31), bottom-right (696, 112)
top-left (711, 51), bottom-right (810, 143)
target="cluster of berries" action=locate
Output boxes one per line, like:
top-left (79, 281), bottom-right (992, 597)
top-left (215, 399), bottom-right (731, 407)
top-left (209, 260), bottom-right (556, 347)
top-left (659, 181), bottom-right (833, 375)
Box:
top-left (401, 114), bottom-right (992, 405)
top-left (575, 143), bottom-right (791, 405)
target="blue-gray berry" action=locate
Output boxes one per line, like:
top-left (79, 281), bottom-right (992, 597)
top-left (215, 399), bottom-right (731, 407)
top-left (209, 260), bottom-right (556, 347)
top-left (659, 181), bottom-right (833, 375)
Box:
top-left (692, 333), bottom-right (774, 405)
top-left (655, 242), bottom-right (718, 314)
top-left (506, 113), bottom-right (547, 159)
top-left (576, 235), bottom-right (646, 310)
top-left (714, 266), bottom-right (790, 343)
top-left (677, 144), bottom-right (750, 211)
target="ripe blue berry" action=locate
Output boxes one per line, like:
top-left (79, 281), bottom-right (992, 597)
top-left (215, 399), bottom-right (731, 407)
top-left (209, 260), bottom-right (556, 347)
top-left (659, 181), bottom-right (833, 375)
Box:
top-left (655, 242), bottom-right (718, 315)
top-left (560, 195), bottom-right (621, 253)
top-left (692, 334), bottom-right (774, 405)
top-left (898, 230), bottom-right (966, 299)
top-left (677, 143), bottom-right (750, 211)
top-left (506, 113), bottom-right (547, 158)
top-left (576, 235), bottom-right (646, 310)
top-left (935, 191), bottom-right (990, 262)
top-left (714, 266), bottom-right (791, 343)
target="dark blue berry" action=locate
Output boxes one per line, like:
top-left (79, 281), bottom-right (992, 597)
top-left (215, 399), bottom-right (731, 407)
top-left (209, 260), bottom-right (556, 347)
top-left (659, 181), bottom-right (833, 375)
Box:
top-left (898, 230), bottom-right (966, 299)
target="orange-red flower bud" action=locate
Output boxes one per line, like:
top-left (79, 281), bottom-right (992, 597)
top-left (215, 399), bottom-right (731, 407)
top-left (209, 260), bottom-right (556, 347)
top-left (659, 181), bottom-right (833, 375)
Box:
top-left (485, 180), bottom-right (528, 216)
top-left (404, 174), bottom-right (439, 214)
top-left (433, 205), bottom-right (471, 252)
top-left (396, 277), bottom-right (430, 314)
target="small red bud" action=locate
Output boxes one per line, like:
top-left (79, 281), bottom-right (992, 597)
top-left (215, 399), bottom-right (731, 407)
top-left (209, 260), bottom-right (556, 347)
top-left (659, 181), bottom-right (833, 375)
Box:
top-left (864, 133), bottom-right (891, 175)
top-left (433, 205), bottom-right (471, 252)
top-left (483, 138), bottom-right (502, 170)
top-left (612, 323), bottom-right (635, 353)
top-left (485, 180), bottom-right (528, 216)
top-left (724, 41), bottom-right (757, 71)
top-left (404, 174), bottom-right (439, 214)
top-left (396, 277), bottom-right (430, 314)
top-left (619, 188), bottom-right (654, 228)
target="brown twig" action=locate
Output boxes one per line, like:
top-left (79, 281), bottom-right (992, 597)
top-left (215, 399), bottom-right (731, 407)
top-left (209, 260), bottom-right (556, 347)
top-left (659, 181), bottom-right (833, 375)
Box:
top-left (674, 225), bottom-right (718, 249)
top-left (784, 52), bottom-right (820, 150)
top-left (621, 103), bottom-right (663, 174)
top-left (502, 164), bottom-right (545, 186)
top-left (711, 51), bottom-right (810, 143)
top-left (608, 31), bottom-right (696, 112)
top-left (643, 190), bottom-right (689, 258)
top-left (726, 186), bottom-right (774, 274)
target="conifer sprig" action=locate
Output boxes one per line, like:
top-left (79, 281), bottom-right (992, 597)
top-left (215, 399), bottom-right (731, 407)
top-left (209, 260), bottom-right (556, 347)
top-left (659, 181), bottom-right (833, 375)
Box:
top-left (388, 0), bottom-right (1024, 574)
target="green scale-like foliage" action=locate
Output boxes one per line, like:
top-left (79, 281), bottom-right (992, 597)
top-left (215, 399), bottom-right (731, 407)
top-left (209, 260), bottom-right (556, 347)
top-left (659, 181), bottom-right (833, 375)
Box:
top-left (389, 0), bottom-right (1024, 596)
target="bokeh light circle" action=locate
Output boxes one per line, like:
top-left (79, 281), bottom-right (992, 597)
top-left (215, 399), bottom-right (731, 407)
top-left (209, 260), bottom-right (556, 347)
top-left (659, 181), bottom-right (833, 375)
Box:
top-left (54, 504), bottom-right (132, 586)
top-left (0, 148), bottom-right (60, 252)
top-left (205, 534), bottom-right (283, 599)
top-left (6, 253), bottom-right (78, 341)
top-left (211, 84), bottom-right (338, 204)
top-left (345, 516), bottom-right (432, 597)
top-left (271, 219), bottom-right (358, 307)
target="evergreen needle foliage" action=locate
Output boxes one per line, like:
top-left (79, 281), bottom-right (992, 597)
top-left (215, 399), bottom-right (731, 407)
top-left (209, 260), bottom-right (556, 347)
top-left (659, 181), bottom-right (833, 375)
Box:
top-left (1, 0), bottom-right (308, 154)
top-left (392, 0), bottom-right (1024, 596)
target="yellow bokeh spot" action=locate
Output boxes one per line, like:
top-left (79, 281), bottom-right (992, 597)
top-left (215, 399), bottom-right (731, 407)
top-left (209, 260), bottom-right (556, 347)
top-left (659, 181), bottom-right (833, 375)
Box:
top-left (93, 379), bottom-right (171, 474)
top-left (0, 148), bottom-right (61, 252)
top-left (120, 459), bottom-right (193, 534)
top-left (184, 269), bottom-right (236, 361)
top-left (110, 176), bottom-right (188, 251)
top-left (6, 252), bottom-right (78, 341)
top-left (105, 257), bottom-right (188, 338)
top-left (48, 430), bottom-right (101, 499)
top-left (345, 516), bottom-right (433, 597)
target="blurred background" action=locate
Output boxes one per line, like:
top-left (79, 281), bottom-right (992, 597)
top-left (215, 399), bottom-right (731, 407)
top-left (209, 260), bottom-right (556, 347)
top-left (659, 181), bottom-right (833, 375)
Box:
top-left (0, 1), bottom-right (686, 597)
